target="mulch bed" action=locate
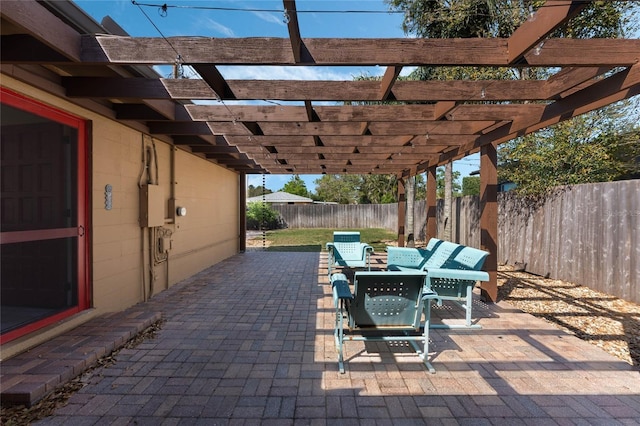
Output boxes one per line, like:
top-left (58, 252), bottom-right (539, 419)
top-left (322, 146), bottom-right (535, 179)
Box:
top-left (497, 265), bottom-right (640, 367)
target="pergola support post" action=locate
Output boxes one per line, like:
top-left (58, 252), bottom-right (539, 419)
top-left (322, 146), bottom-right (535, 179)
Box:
top-left (397, 177), bottom-right (406, 247)
top-left (480, 143), bottom-right (498, 302)
top-left (426, 166), bottom-right (437, 241)
top-left (239, 173), bottom-right (247, 253)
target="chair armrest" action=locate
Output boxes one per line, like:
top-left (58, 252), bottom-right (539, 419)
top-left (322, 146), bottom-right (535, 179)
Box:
top-left (326, 242), bottom-right (335, 251)
top-left (422, 289), bottom-right (443, 306)
top-left (331, 273), bottom-right (353, 307)
top-left (426, 269), bottom-right (490, 282)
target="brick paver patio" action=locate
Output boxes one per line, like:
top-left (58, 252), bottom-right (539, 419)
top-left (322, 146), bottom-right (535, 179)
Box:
top-left (3, 251), bottom-right (639, 424)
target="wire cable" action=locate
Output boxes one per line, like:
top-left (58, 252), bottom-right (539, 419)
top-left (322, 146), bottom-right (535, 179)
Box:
top-left (131, 1), bottom-right (405, 14)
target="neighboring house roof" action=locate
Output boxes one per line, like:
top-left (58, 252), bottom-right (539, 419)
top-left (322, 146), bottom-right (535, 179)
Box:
top-left (247, 191), bottom-right (313, 204)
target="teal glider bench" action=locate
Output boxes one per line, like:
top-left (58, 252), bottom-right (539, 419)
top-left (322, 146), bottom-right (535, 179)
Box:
top-left (331, 262), bottom-right (489, 373)
top-left (387, 238), bottom-right (457, 272)
top-left (326, 231), bottom-right (374, 275)
top-left (386, 239), bottom-right (490, 328)
top-left (331, 271), bottom-right (435, 373)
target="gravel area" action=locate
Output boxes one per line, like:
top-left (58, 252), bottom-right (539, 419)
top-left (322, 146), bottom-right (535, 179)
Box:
top-left (498, 265), bottom-right (640, 368)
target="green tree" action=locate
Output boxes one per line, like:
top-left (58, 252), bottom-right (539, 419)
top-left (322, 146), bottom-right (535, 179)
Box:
top-left (248, 184), bottom-right (272, 197)
top-left (498, 103), bottom-right (640, 195)
top-left (246, 202), bottom-right (281, 230)
top-left (415, 173), bottom-right (426, 201)
top-left (280, 175), bottom-right (310, 198)
top-left (436, 167), bottom-right (461, 198)
top-left (387, 0), bottom-right (635, 40)
top-left (462, 176), bottom-right (480, 196)
top-left (359, 174), bottom-right (398, 204)
top-left (314, 175), bottom-right (362, 204)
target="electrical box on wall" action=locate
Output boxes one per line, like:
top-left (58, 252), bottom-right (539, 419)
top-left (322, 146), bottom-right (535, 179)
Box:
top-left (168, 198), bottom-right (178, 221)
top-left (139, 184), bottom-right (165, 228)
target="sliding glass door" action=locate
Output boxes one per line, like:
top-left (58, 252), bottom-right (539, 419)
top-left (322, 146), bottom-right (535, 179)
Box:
top-left (1, 88), bottom-right (89, 343)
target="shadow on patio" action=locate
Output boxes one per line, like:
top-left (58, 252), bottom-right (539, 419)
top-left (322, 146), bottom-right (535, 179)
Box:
top-left (497, 268), bottom-right (640, 368)
top-left (2, 251), bottom-right (639, 424)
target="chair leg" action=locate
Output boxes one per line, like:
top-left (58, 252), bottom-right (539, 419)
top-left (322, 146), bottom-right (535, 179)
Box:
top-left (335, 301), bottom-right (345, 374)
top-left (465, 284), bottom-right (473, 327)
top-left (422, 299), bottom-right (436, 374)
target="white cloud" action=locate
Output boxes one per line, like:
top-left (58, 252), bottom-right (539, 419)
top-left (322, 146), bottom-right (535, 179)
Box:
top-left (218, 65), bottom-right (380, 81)
top-left (201, 17), bottom-right (235, 37)
top-left (399, 66), bottom-right (418, 77)
top-left (250, 10), bottom-right (286, 26)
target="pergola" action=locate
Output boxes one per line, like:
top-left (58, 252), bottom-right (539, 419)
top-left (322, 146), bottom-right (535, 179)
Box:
top-left (2, 0), bottom-right (639, 301)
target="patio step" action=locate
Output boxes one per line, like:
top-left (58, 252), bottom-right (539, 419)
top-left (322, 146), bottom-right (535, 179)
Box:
top-left (0, 307), bottom-right (161, 406)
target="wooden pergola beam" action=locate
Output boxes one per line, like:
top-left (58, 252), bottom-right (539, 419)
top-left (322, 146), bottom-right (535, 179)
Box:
top-left (397, 178), bottom-right (406, 247)
top-left (425, 167), bottom-right (437, 241)
top-left (1, 1), bottom-right (81, 62)
top-left (416, 65), bottom-right (640, 170)
top-left (379, 66), bottom-right (402, 100)
top-left (63, 77), bottom-right (553, 101)
top-left (483, 64), bottom-right (640, 146)
top-left (191, 64), bottom-right (235, 99)
top-left (184, 103), bottom-right (545, 123)
top-left (207, 120), bottom-right (495, 137)
top-left (545, 67), bottom-right (612, 99)
top-left (480, 143), bottom-right (498, 302)
top-left (189, 146), bottom-right (243, 153)
top-left (226, 134), bottom-right (473, 146)
top-left (79, 36), bottom-right (640, 67)
top-left (172, 135), bottom-right (228, 146)
top-left (283, 0), bottom-right (313, 64)
top-left (507, 0), bottom-right (587, 64)
top-left (238, 145), bottom-right (448, 155)
top-left (433, 101), bottom-right (457, 121)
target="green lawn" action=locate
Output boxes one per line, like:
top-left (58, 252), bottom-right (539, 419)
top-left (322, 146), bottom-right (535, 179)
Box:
top-left (251, 228), bottom-right (397, 252)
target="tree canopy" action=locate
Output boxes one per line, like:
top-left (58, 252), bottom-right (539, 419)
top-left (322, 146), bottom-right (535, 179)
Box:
top-left (280, 175), bottom-right (310, 198)
top-left (247, 184), bottom-right (272, 197)
top-left (314, 175), bottom-right (361, 204)
top-left (499, 102), bottom-right (640, 195)
top-left (387, 0), bottom-right (636, 40)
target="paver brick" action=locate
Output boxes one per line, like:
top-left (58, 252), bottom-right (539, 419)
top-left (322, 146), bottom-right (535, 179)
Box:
top-left (2, 252), bottom-right (639, 425)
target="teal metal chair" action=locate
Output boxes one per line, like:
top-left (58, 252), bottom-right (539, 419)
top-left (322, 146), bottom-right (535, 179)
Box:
top-left (387, 240), bottom-right (489, 328)
top-left (326, 231), bottom-right (373, 275)
top-left (424, 245), bottom-right (490, 328)
top-left (331, 271), bottom-right (434, 373)
top-left (332, 257), bottom-right (490, 373)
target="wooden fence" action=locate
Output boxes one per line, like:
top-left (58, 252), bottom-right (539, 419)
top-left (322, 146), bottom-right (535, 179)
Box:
top-left (273, 203), bottom-right (397, 231)
top-left (498, 180), bottom-right (639, 304)
top-left (271, 180), bottom-right (639, 303)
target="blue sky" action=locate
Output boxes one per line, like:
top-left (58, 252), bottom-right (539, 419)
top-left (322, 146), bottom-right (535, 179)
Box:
top-left (75, 0), bottom-right (480, 193)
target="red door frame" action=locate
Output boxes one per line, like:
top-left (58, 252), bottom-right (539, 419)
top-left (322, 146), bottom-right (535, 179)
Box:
top-left (0, 87), bottom-right (90, 344)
